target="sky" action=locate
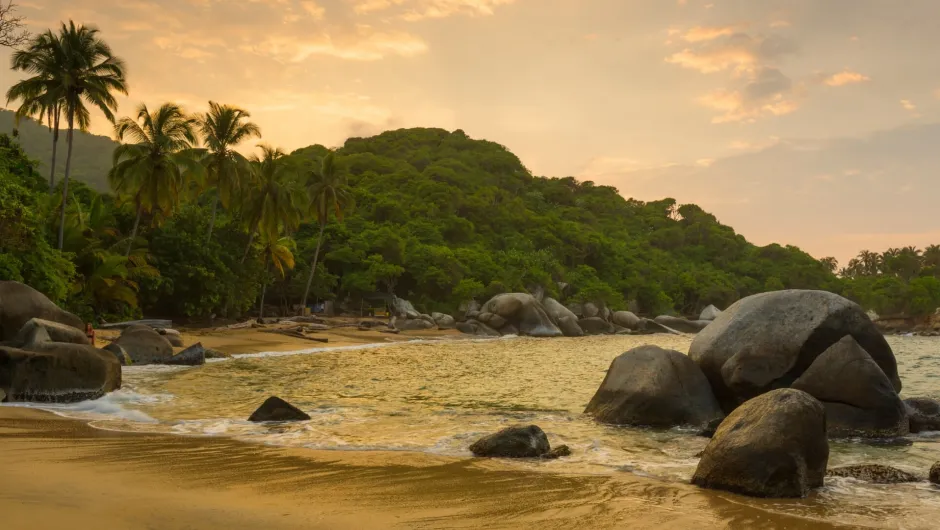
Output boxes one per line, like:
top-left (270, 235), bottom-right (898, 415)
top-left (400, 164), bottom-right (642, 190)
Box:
top-left (2, 0), bottom-right (940, 266)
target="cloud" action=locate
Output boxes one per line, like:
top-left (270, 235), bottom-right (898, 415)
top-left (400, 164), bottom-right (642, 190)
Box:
top-left (666, 32), bottom-right (797, 76)
top-left (823, 70), bottom-right (870, 87)
top-left (244, 27), bottom-right (428, 62)
top-left (346, 0), bottom-right (516, 20)
top-left (769, 20), bottom-right (791, 28)
top-left (300, 0), bottom-right (325, 19)
top-left (681, 25), bottom-right (737, 43)
top-left (901, 99), bottom-right (917, 111)
top-left (699, 67), bottom-right (801, 123)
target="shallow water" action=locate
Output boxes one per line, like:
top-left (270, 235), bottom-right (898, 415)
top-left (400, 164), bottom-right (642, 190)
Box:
top-left (19, 334), bottom-right (940, 527)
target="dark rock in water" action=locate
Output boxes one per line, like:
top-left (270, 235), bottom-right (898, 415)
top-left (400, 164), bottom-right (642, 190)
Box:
top-left (698, 417), bottom-right (724, 438)
top-left (456, 320), bottom-right (501, 337)
top-left (0, 343), bottom-right (122, 403)
top-left (163, 343), bottom-right (206, 366)
top-left (0, 281), bottom-right (84, 342)
top-left (689, 290), bottom-right (900, 412)
top-left (204, 348), bottom-right (230, 359)
top-left (480, 293), bottom-right (562, 338)
top-left (692, 389), bottom-right (829, 498)
top-left (827, 465), bottom-right (919, 484)
top-left (541, 297), bottom-right (583, 337)
top-left (930, 462), bottom-right (940, 485)
top-left (542, 445), bottom-right (571, 459)
top-left (791, 336), bottom-right (908, 438)
top-left (904, 397), bottom-right (940, 433)
top-left (104, 326), bottom-right (174, 365)
top-left (653, 315), bottom-right (710, 334)
top-left (611, 311), bottom-right (641, 330)
top-left (578, 317), bottom-right (613, 335)
top-left (585, 345), bottom-right (723, 429)
top-left (14, 318), bottom-right (90, 348)
top-left (248, 396), bottom-right (311, 422)
top-left (469, 425), bottom-right (551, 458)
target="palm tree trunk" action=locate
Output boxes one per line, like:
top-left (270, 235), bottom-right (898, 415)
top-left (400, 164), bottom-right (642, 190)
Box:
top-left (126, 203), bottom-right (143, 257)
top-left (57, 111), bottom-right (75, 251)
top-left (258, 282), bottom-right (267, 320)
top-left (241, 229), bottom-right (256, 263)
top-left (49, 109), bottom-right (60, 192)
top-left (206, 192), bottom-right (219, 244)
top-left (300, 222), bottom-right (326, 308)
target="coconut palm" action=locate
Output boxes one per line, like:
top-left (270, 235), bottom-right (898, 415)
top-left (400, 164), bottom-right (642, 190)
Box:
top-left (108, 102), bottom-right (203, 256)
top-left (7, 21), bottom-right (128, 250)
top-left (257, 234), bottom-right (296, 320)
top-left (240, 144), bottom-right (304, 263)
top-left (197, 101), bottom-right (261, 243)
top-left (6, 29), bottom-right (64, 191)
top-left (300, 151), bottom-right (354, 308)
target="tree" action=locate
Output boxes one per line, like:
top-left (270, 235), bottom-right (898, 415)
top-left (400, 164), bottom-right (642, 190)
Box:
top-left (256, 235), bottom-right (295, 320)
top-left (108, 102), bottom-right (203, 256)
top-left (819, 257), bottom-right (838, 274)
top-left (197, 101), bottom-right (261, 243)
top-left (0, 1), bottom-right (28, 48)
top-left (8, 21), bottom-right (127, 250)
top-left (300, 151), bottom-right (353, 308)
top-left (241, 145), bottom-right (303, 262)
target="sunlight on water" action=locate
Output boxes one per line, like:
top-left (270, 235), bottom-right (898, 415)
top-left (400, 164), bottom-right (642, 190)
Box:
top-left (36, 334), bottom-right (940, 527)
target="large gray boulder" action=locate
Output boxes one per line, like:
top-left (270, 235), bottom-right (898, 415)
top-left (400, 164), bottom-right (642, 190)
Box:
top-left (611, 311), bottom-right (641, 330)
top-left (14, 318), bottom-right (90, 348)
top-left (469, 425), bottom-right (551, 458)
top-left (541, 297), bottom-right (583, 337)
top-left (692, 389), bottom-right (829, 498)
top-left (455, 320), bottom-right (501, 337)
top-left (654, 315), bottom-right (710, 334)
top-left (104, 325), bottom-right (174, 365)
top-left (0, 281), bottom-right (84, 342)
top-left (479, 293), bottom-right (562, 337)
top-left (904, 398), bottom-right (940, 433)
top-left (578, 317), bottom-right (613, 335)
top-left (791, 336), bottom-right (908, 438)
top-left (391, 296), bottom-right (420, 319)
top-left (689, 290), bottom-right (900, 411)
top-left (582, 302), bottom-right (601, 319)
top-left (584, 346), bottom-right (723, 428)
top-left (431, 312), bottom-right (456, 330)
top-left (0, 342), bottom-right (122, 402)
top-left (699, 305), bottom-right (722, 321)
top-left (395, 318), bottom-right (436, 331)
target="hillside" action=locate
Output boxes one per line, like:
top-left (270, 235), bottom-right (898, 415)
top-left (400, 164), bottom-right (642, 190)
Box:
top-left (0, 108), bottom-right (116, 191)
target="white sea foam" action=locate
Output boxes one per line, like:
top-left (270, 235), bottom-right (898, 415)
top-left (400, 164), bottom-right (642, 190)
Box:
top-left (2, 389), bottom-right (161, 424)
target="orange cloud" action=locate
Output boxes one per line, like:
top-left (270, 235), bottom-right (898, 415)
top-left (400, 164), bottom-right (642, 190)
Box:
top-left (347, 0), bottom-right (516, 20)
top-left (682, 25), bottom-right (737, 43)
top-left (700, 89), bottom-right (799, 124)
top-left (901, 99), bottom-right (917, 111)
top-left (244, 27), bottom-right (428, 62)
top-left (666, 47), bottom-right (758, 75)
top-left (823, 70), bottom-right (870, 87)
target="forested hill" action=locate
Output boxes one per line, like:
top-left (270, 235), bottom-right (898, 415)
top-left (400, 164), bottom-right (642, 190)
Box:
top-left (283, 128), bottom-right (838, 316)
top-left (0, 108), bottom-right (116, 191)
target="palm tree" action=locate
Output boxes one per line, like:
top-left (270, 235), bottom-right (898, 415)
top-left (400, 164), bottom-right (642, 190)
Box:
top-left (257, 235), bottom-right (296, 320)
top-left (6, 29), bottom-right (64, 191)
top-left (108, 102), bottom-right (203, 256)
top-left (240, 144), bottom-right (304, 263)
top-left (300, 151), bottom-right (353, 308)
top-left (7, 21), bottom-right (128, 250)
top-left (197, 101), bottom-right (261, 244)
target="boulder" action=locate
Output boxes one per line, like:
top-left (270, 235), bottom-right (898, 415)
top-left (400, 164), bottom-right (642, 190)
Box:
top-left (431, 312), bottom-right (456, 330)
top-left (791, 336), bottom-right (908, 438)
top-left (455, 320), bottom-right (501, 337)
top-left (204, 348), bottom-right (231, 359)
top-left (654, 315), bottom-right (710, 334)
top-left (479, 293), bottom-right (562, 338)
top-left (577, 317), bottom-right (613, 335)
top-left (541, 297), bottom-right (583, 337)
top-left (0, 342), bottom-right (122, 402)
top-left (584, 346), bottom-right (723, 428)
top-left (104, 326), bottom-right (174, 365)
top-left (396, 318), bottom-right (436, 331)
top-left (638, 318), bottom-right (682, 335)
top-left (691, 389), bottom-right (829, 498)
top-left (566, 303), bottom-right (584, 318)
top-left (904, 398), bottom-right (940, 433)
top-left (611, 311), bottom-right (641, 330)
top-left (163, 343), bottom-right (206, 366)
top-left (827, 465), bottom-right (919, 484)
top-left (689, 290), bottom-right (901, 411)
top-left (391, 296), bottom-right (420, 319)
top-left (158, 328), bottom-right (184, 347)
top-left (248, 396), bottom-right (311, 422)
top-left (469, 425), bottom-right (551, 458)
top-left (0, 281), bottom-right (84, 342)
top-left (582, 302), bottom-right (601, 319)
top-left (699, 305), bottom-right (722, 321)
top-left (542, 445), bottom-right (571, 460)
top-left (931, 462), bottom-right (940, 485)
top-left (13, 318), bottom-right (90, 348)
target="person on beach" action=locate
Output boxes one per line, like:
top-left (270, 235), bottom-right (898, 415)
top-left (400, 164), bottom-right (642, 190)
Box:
top-left (85, 323), bottom-right (96, 346)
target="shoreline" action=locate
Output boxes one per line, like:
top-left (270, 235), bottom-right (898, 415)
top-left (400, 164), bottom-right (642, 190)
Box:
top-left (0, 407), bottom-right (862, 530)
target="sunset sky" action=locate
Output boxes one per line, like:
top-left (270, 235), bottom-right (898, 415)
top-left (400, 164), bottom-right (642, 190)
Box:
top-left (3, 0), bottom-right (940, 265)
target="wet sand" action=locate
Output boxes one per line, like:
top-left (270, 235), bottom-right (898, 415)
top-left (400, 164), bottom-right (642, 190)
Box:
top-left (0, 408), bottom-right (869, 530)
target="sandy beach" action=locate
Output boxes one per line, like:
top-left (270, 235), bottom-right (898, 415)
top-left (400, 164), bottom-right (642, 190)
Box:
top-left (0, 406), bottom-right (868, 530)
